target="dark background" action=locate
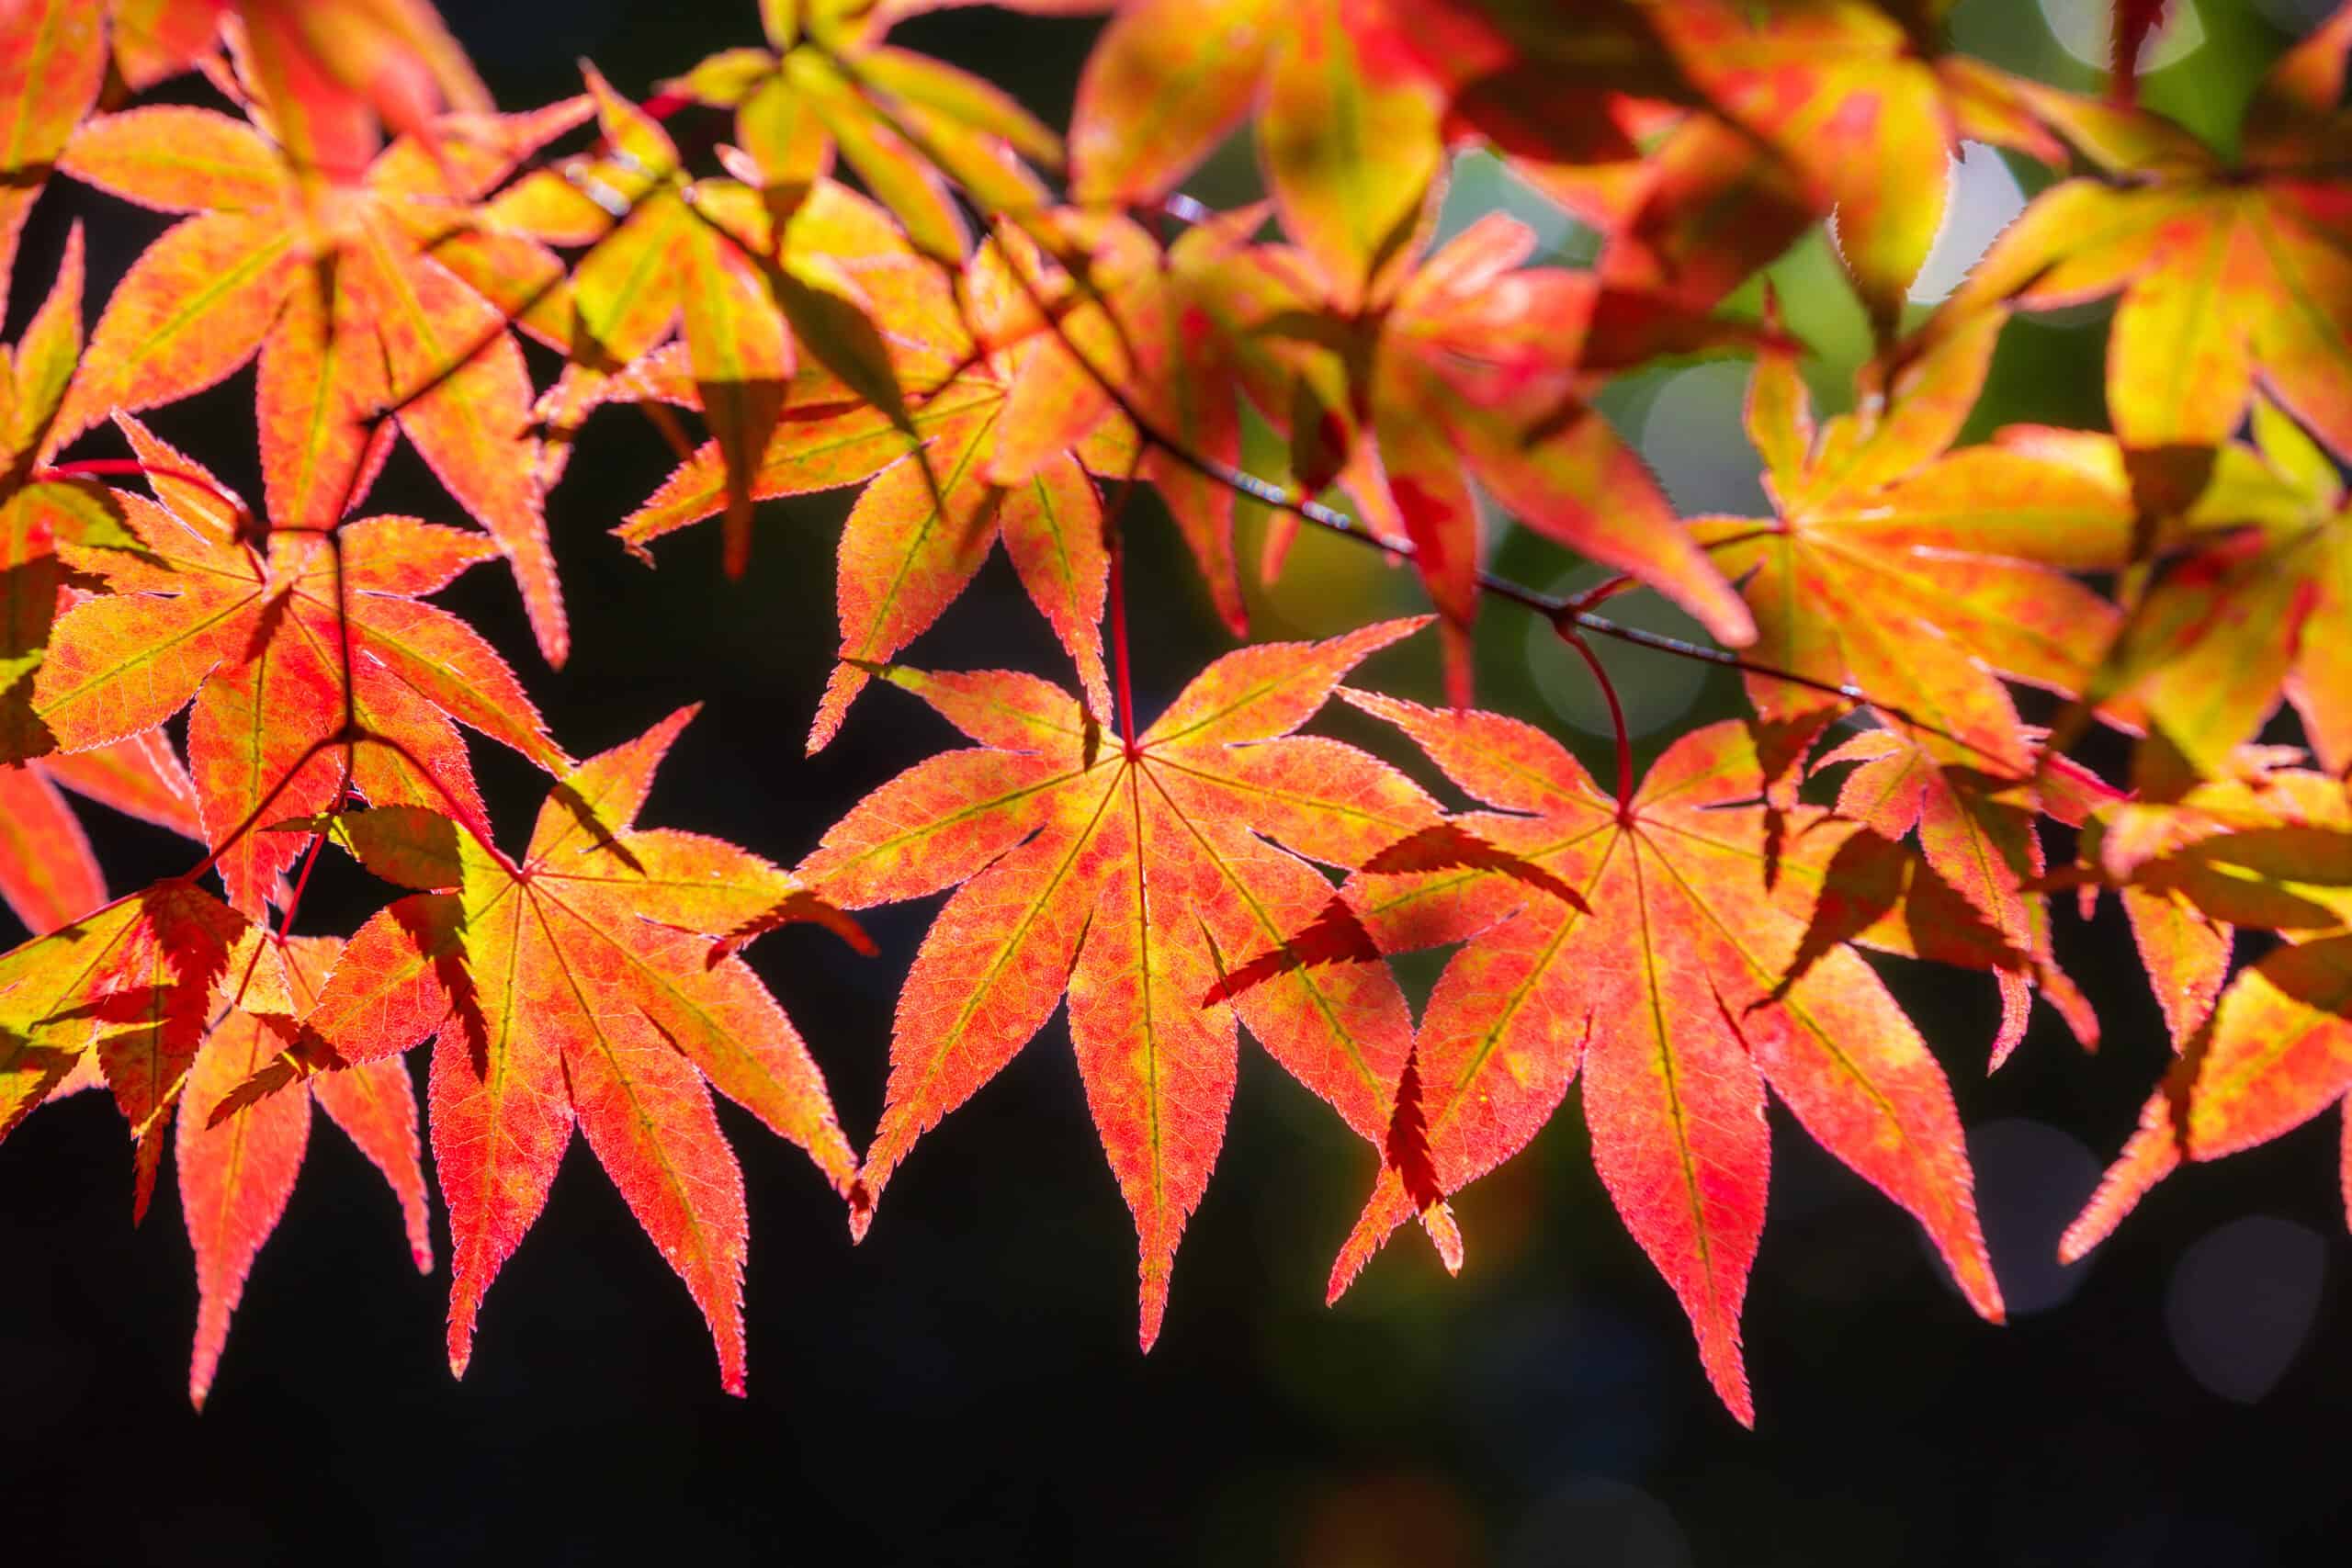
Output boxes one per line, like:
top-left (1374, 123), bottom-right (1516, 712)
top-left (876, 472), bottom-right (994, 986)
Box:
top-left (4, 2), bottom-right (2348, 1563)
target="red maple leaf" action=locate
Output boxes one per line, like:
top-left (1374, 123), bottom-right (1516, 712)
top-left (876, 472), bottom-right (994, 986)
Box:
top-left (1306, 698), bottom-right (2005, 1426)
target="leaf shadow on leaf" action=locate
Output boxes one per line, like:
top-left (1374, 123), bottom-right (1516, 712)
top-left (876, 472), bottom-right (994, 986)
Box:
top-left (2153, 829), bottom-right (2352, 931)
top-left (1762, 821), bottom-right (2029, 1010)
top-left (1199, 892), bottom-right (1379, 1008)
top-left (1384, 1041), bottom-right (1445, 1216)
top-left (706, 889), bottom-right (876, 966)
top-left (1, 483), bottom-right (136, 763)
top-left (237, 586), bottom-right (295, 667)
top-left (1206, 824), bottom-right (1589, 1008)
top-left (1364, 821), bottom-right (1589, 910)
top-left (541, 778), bottom-right (646, 873)
top-left (209, 895), bottom-right (483, 1125)
top-left (0, 1029), bottom-right (79, 1122)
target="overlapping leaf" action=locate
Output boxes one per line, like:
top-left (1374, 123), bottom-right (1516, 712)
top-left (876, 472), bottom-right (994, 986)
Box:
top-left (220, 710), bottom-right (861, 1392)
top-left (1070, 0), bottom-right (1442, 313)
top-left (0, 735), bottom-right (201, 938)
top-left (615, 227), bottom-right (1133, 749)
top-left (108, 0), bottom-right (492, 211)
top-left (1645, 0), bottom-right (2060, 338)
top-left (0, 0), bottom-right (104, 323)
top-left (51, 84), bottom-right (582, 658)
top-left (502, 66), bottom-right (968, 587)
top-left (32, 419), bottom-right (565, 916)
top-left (2060, 764), bottom-right (2352, 1260)
top-left (0, 230), bottom-right (205, 933)
top-left (657, 6), bottom-right (1061, 256)
top-left (1939, 5), bottom-right (2352, 458)
top-left (1695, 309), bottom-right (2137, 776)
top-left (175, 932), bottom-right (430, 1409)
top-left (2075, 400), bottom-right (2352, 784)
top-left (1674, 311), bottom-right (2135, 1063)
top-left (1226, 212), bottom-right (1760, 703)
top-left (0, 877), bottom-right (247, 1213)
top-left (786, 621), bottom-right (1448, 1344)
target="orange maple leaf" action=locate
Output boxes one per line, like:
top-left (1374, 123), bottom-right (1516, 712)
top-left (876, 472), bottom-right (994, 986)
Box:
top-left (32, 417), bottom-right (566, 916)
top-left (786, 620), bottom-right (1451, 1346)
top-left (218, 709), bottom-right (862, 1393)
top-left (50, 88), bottom-right (584, 658)
top-left (176, 931), bottom-right (430, 1409)
top-left (615, 225), bottom-right (1147, 750)
top-left (0, 878), bottom-right (248, 1216)
top-left (1940, 5), bottom-right (2352, 460)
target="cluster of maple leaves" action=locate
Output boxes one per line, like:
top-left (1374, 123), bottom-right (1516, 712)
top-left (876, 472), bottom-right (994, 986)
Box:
top-left (1, 0), bottom-right (2348, 1426)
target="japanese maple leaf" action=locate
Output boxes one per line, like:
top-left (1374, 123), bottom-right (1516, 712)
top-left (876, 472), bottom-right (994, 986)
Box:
top-left (1317, 8), bottom-right (1733, 320)
top-left (1680, 314), bottom-right (2136, 1061)
top-left (1, 222), bottom-right (100, 765)
top-left (0, 877), bottom-right (248, 1213)
top-left (2052, 753), bottom-right (2343, 1076)
top-left (1939, 5), bottom-right (2352, 459)
top-left (1354, 1), bottom-right (2057, 337)
top-left (49, 90), bottom-right (585, 659)
top-left (616, 226), bottom-right (1144, 750)
top-left (2059, 767), bottom-right (2352, 1261)
top-left (2075, 400), bottom-right (2352, 784)
top-left (0, 229), bottom-right (207, 932)
top-left (1810, 727), bottom-right (2102, 1068)
top-left (497, 67), bottom-right (965, 589)
top-left (1642, 0), bottom-right (2061, 340)
top-left (0, 0), bottom-right (105, 323)
top-left (1067, 0), bottom-right (1443, 313)
top-left (654, 6), bottom-right (1064, 265)
top-left (967, 206), bottom-right (1272, 643)
top-left (787, 621), bottom-right (1447, 1345)
top-left (220, 709), bottom-right (862, 1392)
top-left (1318, 699), bottom-right (2004, 1426)
top-left (1229, 211), bottom-right (1759, 705)
top-left (0, 734), bottom-right (201, 939)
top-left (107, 0), bottom-right (492, 209)
top-left (1691, 309), bottom-right (2137, 778)
top-left (32, 417), bottom-right (566, 917)
top-left (175, 931), bottom-right (429, 1408)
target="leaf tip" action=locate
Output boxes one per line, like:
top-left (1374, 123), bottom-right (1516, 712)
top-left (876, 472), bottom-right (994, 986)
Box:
top-left (1136, 1286), bottom-right (1167, 1354)
top-left (1423, 1201), bottom-right (1464, 1277)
